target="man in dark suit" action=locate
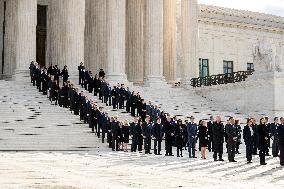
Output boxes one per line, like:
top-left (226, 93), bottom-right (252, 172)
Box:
top-left (278, 117), bottom-right (284, 166)
top-left (152, 117), bottom-right (164, 155)
top-left (226, 117), bottom-right (238, 162)
top-left (130, 117), bottom-right (139, 152)
top-left (258, 117), bottom-right (269, 165)
top-left (212, 115), bottom-right (225, 161)
top-left (207, 116), bottom-right (214, 152)
top-left (164, 116), bottom-right (174, 156)
top-left (142, 115), bottom-right (152, 154)
top-left (78, 62), bottom-right (85, 85)
top-left (270, 117), bottom-right (280, 157)
top-left (101, 112), bottom-right (110, 143)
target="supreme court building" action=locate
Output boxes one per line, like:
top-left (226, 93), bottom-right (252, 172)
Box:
top-left (0, 0), bottom-right (284, 85)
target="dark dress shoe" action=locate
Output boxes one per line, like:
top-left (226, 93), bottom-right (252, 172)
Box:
top-left (260, 163), bottom-right (267, 165)
top-left (218, 159), bottom-right (225, 161)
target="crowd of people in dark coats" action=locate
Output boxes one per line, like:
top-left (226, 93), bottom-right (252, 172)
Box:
top-left (28, 62), bottom-right (284, 166)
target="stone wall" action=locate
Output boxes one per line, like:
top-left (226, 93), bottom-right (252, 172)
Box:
top-left (198, 23), bottom-right (284, 75)
top-left (193, 72), bottom-right (284, 118)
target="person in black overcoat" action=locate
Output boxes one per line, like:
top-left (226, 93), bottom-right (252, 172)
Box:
top-left (101, 112), bottom-right (110, 143)
top-left (61, 65), bottom-right (69, 84)
top-left (152, 117), bottom-right (164, 155)
top-left (111, 117), bottom-right (120, 151)
top-left (243, 118), bottom-right (254, 163)
top-left (175, 120), bottom-right (185, 157)
top-left (212, 116), bottom-right (225, 161)
top-left (130, 117), bottom-right (140, 152)
top-left (122, 120), bottom-right (130, 152)
top-left (78, 62), bottom-right (85, 85)
top-left (252, 118), bottom-right (259, 155)
top-left (198, 120), bottom-right (208, 159)
top-left (207, 116), bottom-right (214, 152)
top-left (226, 117), bottom-right (238, 162)
top-left (258, 117), bottom-right (269, 165)
top-left (164, 116), bottom-right (174, 156)
top-left (278, 117), bottom-right (284, 166)
top-left (235, 119), bottom-right (242, 154)
top-left (142, 116), bottom-right (152, 154)
top-left (270, 117), bottom-right (280, 157)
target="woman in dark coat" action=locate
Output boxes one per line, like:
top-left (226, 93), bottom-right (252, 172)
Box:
top-left (174, 120), bottom-right (185, 157)
top-left (258, 117), bottom-right (269, 165)
top-left (198, 120), bottom-right (208, 159)
top-left (122, 120), bottom-right (130, 152)
top-left (243, 118), bottom-right (254, 163)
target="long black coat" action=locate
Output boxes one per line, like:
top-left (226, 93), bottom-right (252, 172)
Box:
top-left (243, 125), bottom-right (253, 145)
top-left (212, 122), bottom-right (224, 145)
top-left (174, 127), bottom-right (185, 148)
top-left (258, 124), bottom-right (269, 150)
top-left (198, 126), bottom-right (208, 147)
top-left (152, 123), bottom-right (164, 141)
top-left (278, 124), bottom-right (284, 145)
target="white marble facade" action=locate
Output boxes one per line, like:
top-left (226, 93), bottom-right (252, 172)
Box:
top-left (1, 0), bottom-right (284, 85)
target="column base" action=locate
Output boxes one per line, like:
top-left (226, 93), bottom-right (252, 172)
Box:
top-left (12, 70), bottom-right (30, 82)
top-left (181, 77), bottom-right (193, 89)
top-left (144, 76), bottom-right (168, 88)
top-left (106, 73), bottom-right (129, 86)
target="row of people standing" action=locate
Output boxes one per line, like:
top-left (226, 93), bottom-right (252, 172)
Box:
top-left (28, 63), bottom-right (284, 166)
top-left (78, 63), bottom-right (161, 121)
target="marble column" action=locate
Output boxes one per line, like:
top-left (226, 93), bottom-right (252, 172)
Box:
top-left (181, 0), bottom-right (199, 85)
top-left (0, 0), bottom-right (4, 77)
top-left (85, 0), bottom-right (107, 74)
top-left (3, 0), bottom-right (17, 78)
top-left (14, 0), bottom-right (37, 79)
top-left (105, 0), bottom-right (127, 82)
top-left (144, 0), bottom-right (166, 86)
top-left (47, 0), bottom-right (85, 74)
top-left (126, 0), bottom-right (144, 84)
top-left (163, 0), bottom-right (177, 83)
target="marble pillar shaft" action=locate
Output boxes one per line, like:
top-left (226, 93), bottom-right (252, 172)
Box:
top-left (85, 0), bottom-right (107, 74)
top-left (3, 0), bottom-right (17, 76)
top-left (126, 0), bottom-right (144, 83)
top-left (144, 0), bottom-right (164, 81)
top-left (47, 0), bottom-right (85, 74)
top-left (15, 0), bottom-right (37, 72)
top-left (0, 0), bottom-right (4, 76)
top-left (106, 0), bottom-right (126, 80)
top-left (181, 0), bottom-right (198, 81)
top-left (163, 0), bottom-right (177, 83)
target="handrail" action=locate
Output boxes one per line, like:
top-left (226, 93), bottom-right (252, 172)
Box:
top-left (190, 71), bottom-right (254, 88)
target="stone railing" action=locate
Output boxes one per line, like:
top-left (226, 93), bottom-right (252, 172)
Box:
top-left (190, 70), bottom-right (254, 88)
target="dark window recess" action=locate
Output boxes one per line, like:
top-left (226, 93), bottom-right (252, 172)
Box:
top-left (247, 63), bottom-right (254, 72)
top-left (199, 58), bottom-right (209, 77)
top-left (223, 61), bottom-right (233, 74)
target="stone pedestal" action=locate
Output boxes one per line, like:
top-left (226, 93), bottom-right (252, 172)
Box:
top-left (144, 0), bottom-right (167, 87)
top-left (181, 0), bottom-right (198, 87)
top-left (47, 0), bottom-right (85, 73)
top-left (105, 0), bottom-right (127, 83)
